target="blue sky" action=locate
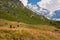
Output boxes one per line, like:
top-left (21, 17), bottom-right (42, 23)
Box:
top-left (20, 0), bottom-right (60, 20)
top-left (28, 0), bottom-right (41, 5)
top-left (52, 10), bottom-right (60, 19)
top-left (27, 0), bottom-right (60, 20)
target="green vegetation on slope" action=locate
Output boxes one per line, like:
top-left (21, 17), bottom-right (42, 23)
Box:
top-left (0, 0), bottom-right (60, 29)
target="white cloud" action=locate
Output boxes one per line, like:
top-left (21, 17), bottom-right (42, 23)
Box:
top-left (20, 0), bottom-right (28, 6)
top-left (37, 0), bottom-right (60, 16)
top-left (52, 18), bottom-right (60, 21)
top-left (20, 0), bottom-right (60, 20)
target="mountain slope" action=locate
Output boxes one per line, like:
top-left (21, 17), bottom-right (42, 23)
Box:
top-left (0, 0), bottom-right (60, 29)
top-left (0, 0), bottom-right (60, 40)
top-left (0, 0), bottom-right (46, 24)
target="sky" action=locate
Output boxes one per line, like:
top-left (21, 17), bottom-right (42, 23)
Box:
top-left (20, 0), bottom-right (60, 20)
top-left (20, 0), bottom-right (41, 6)
top-left (28, 0), bottom-right (40, 5)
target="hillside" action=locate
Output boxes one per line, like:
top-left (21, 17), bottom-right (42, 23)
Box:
top-left (0, 0), bottom-right (60, 28)
top-left (0, 0), bottom-right (60, 40)
top-left (0, 0), bottom-right (45, 24)
top-left (0, 19), bottom-right (60, 40)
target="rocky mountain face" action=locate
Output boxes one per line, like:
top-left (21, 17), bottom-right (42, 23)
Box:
top-left (0, 0), bottom-right (24, 12)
